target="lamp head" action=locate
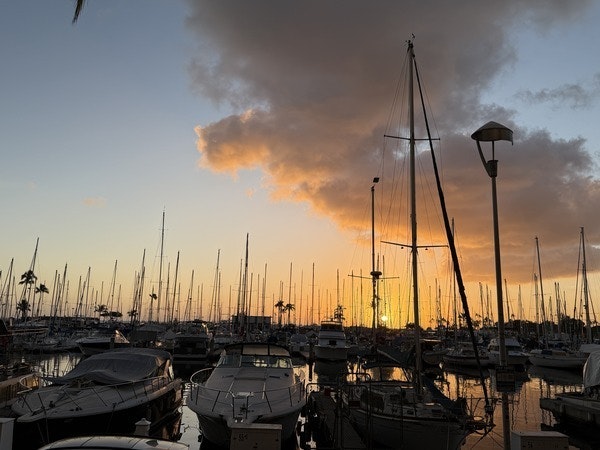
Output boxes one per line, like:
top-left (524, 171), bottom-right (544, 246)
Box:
top-left (471, 121), bottom-right (513, 144)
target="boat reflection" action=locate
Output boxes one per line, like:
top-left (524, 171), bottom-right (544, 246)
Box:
top-left (313, 359), bottom-right (348, 383)
top-left (528, 364), bottom-right (583, 387)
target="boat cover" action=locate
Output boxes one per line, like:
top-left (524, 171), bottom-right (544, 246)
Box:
top-left (44, 348), bottom-right (171, 385)
top-left (583, 351), bottom-right (600, 389)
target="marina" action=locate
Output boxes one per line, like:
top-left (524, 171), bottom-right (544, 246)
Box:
top-left (2, 5), bottom-right (600, 450)
top-left (1, 349), bottom-right (600, 449)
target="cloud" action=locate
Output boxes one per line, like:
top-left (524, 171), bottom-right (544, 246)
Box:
top-left (516, 81), bottom-right (599, 109)
top-left (186, 1), bottom-right (598, 285)
top-left (83, 197), bottom-right (107, 207)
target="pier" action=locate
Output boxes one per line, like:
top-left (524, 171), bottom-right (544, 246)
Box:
top-left (301, 389), bottom-right (366, 450)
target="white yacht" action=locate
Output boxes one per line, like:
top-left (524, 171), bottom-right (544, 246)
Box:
top-left (314, 319), bottom-right (349, 362)
top-left (186, 343), bottom-right (306, 447)
top-left (487, 337), bottom-right (529, 367)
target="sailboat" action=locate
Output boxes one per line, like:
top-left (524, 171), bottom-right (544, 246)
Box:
top-left (529, 236), bottom-right (587, 370)
top-left (343, 40), bottom-right (491, 449)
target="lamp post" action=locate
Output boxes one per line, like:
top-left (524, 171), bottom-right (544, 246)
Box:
top-left (471, 121), bottom-right (513, 450)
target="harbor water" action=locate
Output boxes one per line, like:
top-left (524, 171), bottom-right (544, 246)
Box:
top-left (7, 352), bottom-right (600, 449)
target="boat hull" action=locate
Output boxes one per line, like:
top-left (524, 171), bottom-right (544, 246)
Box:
top-left (348, 407), bottom-right (469, 450)
top-left (529, 351), bottom-right (587, 370)
top-left (13, 385), bottom-right (183, 449)
top-left (187, 343), bottom-right (306, 448)
top-left (314, 344), bottom-right (348, 362)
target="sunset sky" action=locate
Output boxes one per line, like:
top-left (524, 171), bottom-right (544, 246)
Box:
top-left (1, 1), bottom-right (600, 329)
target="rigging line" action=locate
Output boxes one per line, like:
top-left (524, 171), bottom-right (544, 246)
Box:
top-left (413, 44), bottom-right (492, 411)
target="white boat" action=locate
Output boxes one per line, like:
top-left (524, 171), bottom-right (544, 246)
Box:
top-left (76, 329), bottom-right (131, 356)
top-left (171, 320), bottom-right (213, 365)
top-left (314, 319), bottom-right (349, 361)
top-left (487, 337), bottom-right (529, 367)
top-left (38, 435), bottom-right (189, 450)
top-left (540, 351), bottom-right (600, 429)
top-left (186, 343), bottom-right (306, 447)
top-left (11, 348), bottom-right (183, 449)
top-left (528, 347), bottom-right (588, 370)
top-left (212, 330), bottom-right (234, 351)
top-left (443, 341), bottom-right (490, 368)
top-left (344, 40), bottom-right (492, 449)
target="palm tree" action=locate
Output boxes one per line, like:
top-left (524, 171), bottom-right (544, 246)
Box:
top-left (19, 270), bottom-right (37, 286)
top-left (73, 0), bottom-right (85, 23)
top-left (333, 304), bottom-right (345, 322)
top-left (284, 303), bottom-right (295, 326)
top-left (18, 270), bottom-right (37, 321)
top-left (149, 292), bottom-right (158, 322)
top-left (16, 299), bottom-right (30, 322)
top-left (128, 309), bottom-right (138, 326)
top-left (34, 283), bottom-right (50, 317)
top-left (274, 299), bottom-right (285, 328)
top-left (95, 304), bottom-right (108, 320)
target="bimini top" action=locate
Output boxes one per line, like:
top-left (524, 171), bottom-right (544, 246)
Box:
top-left (45, 348), bottom-right (172, 385)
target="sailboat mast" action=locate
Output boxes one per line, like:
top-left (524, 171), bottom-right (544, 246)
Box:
top-left (408, 41), bottom-right (423, 383)
top-left (535, 237), bottom-right (549, 343)
top-left (581, 227), bottom-right (592, 343)
top-left (159, 211), bottom-right (167, 323)
top-left (370, 178), bottom-right (381, 339)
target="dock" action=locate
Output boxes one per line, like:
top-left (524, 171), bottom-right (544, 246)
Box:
top-left (302, 390), bottom-right (366, 450)
top-left (540, 396), bottom-right (600, 427)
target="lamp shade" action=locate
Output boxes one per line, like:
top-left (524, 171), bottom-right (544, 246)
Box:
top-left (471, 121), bottom-right (513, 144)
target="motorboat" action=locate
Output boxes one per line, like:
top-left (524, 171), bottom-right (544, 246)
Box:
top-left (528, 347), bottom-right (587, 370)
top-left (37, 435), bottom-right (189, 450)
top-left (76, 329), bottom-right (131, 356)
top-left (186, 343), bottom-right (306, 447)
top-left (443, 341), bottom-right (490, 368)
top-left (314, 319), bottom-right (349, 362)
top-left (38, 435), bottom-right (188, 450)
top-left (540, 351), bottom-right (600, 430)
top-left (288, 332), bottom-right (310, 358)
top-left (171, 320), bottom-right (213, 366)
top-left (487, 337), bottom-right (529, 367)
top-left (11, 348), bottom-right (183, 449)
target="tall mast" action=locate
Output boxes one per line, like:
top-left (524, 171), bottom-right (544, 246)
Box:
top-left (210, 250), bottom-right (221, 324)
top-left (157, 210), bottom-right (165, 323)
top-left (370, 178), bottom-right (381, 340)
top-left (408, 41), bottom-right (423, 386)
top-left (581, 227), bottom-right (592, 343)
top-left (535, 237), bottom-right (549, 344)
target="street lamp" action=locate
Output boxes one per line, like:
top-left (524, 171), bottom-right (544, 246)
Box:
top-left (471, 120), bottom-right (513, 450)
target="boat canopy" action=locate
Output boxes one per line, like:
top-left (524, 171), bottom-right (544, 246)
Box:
top-left (44, 348), bottom-right (171, 385)
top-left (583, 351), bottom-right (600, 389)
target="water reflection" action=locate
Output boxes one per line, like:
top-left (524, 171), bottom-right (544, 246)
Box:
top-left (312, 359), bottom-right (349, 383)
top-left (15, 353), bottom-right (600, 449)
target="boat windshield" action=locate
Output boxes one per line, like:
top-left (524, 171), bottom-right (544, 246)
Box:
top-left (217, 354), bottom-right (292, 369)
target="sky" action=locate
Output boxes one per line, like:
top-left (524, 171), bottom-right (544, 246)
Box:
top-left (1, 1), bottom-right (600, 329)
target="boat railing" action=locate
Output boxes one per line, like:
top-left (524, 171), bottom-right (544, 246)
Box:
top-left (16, 375), bottom-right (176, 415)
top-left (189, 377), bottom-right (306, 415)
